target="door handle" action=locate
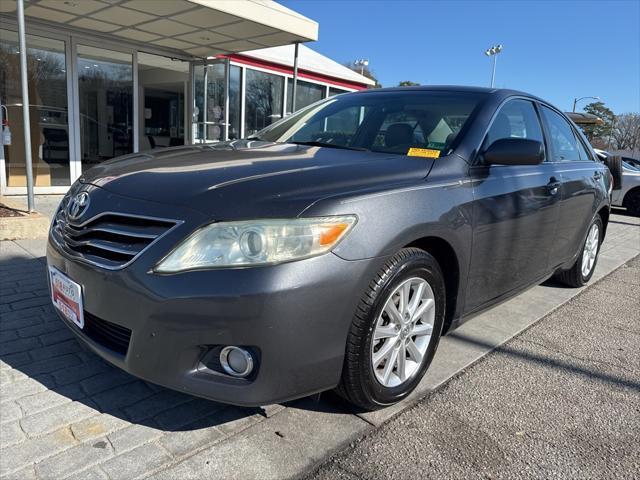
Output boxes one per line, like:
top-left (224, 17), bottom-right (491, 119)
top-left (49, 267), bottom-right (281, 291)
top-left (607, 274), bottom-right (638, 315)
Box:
top-left (547, 177), bottom-right (560, 195)
top-left (593, 171), bottom-right (602, 180)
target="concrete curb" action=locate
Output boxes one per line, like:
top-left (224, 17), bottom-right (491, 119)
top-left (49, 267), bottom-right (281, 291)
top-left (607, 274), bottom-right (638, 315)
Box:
top-left (0, 196), bottom-right (51, 240)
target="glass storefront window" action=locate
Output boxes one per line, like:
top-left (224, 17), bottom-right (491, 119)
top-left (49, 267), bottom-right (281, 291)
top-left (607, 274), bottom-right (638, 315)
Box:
top-left (137, 52), bottom-right (188, 150)
top-left (286, 78), bottom-right (324, 114)
top-left (229, 66), bottom-right (241, 140)
top-left (194, 62), bottom-right (241, 142)
top-left (245, 69), bottom-right (283, 137)
top-left (1, 29), bottom-right (70, 186)
top-left (204, 63), bottom-right (225, 142)
top-left (77, 45), bottom-right (132, 167)
top-left (329, 87), bottom-right (349, 97)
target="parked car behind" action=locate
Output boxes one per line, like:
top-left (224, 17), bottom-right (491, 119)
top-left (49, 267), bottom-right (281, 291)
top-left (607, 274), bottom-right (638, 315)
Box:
top-left (594, 148), bottom-right (640, 216)
top-left (47, 86), bottom-right (611, 410)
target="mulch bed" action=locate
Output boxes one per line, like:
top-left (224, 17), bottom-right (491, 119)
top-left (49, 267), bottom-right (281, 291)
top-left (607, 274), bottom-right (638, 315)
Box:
top-left (0, 204), bottom-right (25, 217)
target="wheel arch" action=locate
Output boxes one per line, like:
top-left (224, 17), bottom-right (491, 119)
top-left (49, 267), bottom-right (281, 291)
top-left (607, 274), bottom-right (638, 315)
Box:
top-left (597, 205), bottom-right (610, 239)
top-left (404, 236), bottom-right (460, 334)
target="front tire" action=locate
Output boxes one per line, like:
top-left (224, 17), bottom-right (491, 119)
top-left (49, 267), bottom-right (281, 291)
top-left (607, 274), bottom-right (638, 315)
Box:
top-left (555, 215), bottom-right (603, 287)
top-left (336, 248), bottom-right (445, 411)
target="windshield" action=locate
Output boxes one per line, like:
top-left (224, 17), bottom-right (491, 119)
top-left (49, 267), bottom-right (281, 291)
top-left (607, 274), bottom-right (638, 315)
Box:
top-left (251, 91), bottom-right (486, 156)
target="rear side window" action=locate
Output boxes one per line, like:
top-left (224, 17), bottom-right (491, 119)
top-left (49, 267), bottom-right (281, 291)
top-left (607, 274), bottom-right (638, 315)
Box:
top-left (484, 99), bottom-right (544, 148)
top-left (540, 106), bottom-right (585, 162)
top-left (574, 131), bottom-right (594, 161)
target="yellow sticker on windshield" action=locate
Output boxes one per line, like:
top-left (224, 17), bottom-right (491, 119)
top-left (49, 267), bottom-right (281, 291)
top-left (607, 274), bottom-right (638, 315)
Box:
top-left (407, 148), bottom-right (440, 158)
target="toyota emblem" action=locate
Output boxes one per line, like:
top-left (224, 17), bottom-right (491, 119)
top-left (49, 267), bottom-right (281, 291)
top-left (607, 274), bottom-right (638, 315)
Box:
top-left (67, 191), bottom-right (90, 221)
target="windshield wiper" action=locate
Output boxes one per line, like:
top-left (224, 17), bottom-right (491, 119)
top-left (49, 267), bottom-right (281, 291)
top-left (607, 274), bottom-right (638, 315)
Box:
top-left (289, 140), bottom-right (369, 152)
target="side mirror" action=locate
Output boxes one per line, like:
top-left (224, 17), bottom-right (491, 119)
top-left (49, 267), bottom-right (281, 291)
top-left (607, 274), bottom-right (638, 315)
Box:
top-left (483, 138), bottom-right (544, 166)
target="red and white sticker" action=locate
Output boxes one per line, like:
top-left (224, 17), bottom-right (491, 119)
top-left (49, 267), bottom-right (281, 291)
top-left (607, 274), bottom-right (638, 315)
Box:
top-left (48, 266), bottom-right (84, 329)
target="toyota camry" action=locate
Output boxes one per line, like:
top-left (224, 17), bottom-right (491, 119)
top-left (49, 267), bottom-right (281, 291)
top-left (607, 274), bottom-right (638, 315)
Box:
top-left (47, 86), bottom-right (612, 410)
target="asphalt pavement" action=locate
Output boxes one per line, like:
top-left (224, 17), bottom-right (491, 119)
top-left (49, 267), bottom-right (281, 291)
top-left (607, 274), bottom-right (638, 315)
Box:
top-left (308, 255), bottom-right (640, 480)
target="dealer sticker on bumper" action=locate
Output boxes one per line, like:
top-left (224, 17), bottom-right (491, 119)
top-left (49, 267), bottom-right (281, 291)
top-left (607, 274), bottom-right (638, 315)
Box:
top-left (48, 266), bottom-right (84, 329)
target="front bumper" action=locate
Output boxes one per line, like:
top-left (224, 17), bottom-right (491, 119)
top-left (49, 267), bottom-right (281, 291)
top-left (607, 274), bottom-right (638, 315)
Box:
top-left (46, 188), bottom-right (385, 406)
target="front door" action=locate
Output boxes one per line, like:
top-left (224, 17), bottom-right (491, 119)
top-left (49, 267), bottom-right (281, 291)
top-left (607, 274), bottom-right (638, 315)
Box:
top-left (465, 99), bottom-right (561, 313)
top-left (192, 59), bottom-right (230, 144)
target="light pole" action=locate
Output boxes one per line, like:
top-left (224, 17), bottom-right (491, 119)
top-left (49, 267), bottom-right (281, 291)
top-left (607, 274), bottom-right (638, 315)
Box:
top-left (484, 44), bottom-right (503, 88)
top-left (572, 96), bottom-right (600, 112)
top-left (354, 59), bottom-right (369, 76)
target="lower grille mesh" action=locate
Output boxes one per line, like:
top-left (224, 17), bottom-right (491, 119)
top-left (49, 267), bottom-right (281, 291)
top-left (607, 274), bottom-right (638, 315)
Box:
top-left (82, 311), bottom-right (132, 356)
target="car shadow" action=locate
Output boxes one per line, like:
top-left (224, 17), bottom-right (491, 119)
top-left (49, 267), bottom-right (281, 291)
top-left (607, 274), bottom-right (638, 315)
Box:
top-left (0, 253), bottom-right (350, 435)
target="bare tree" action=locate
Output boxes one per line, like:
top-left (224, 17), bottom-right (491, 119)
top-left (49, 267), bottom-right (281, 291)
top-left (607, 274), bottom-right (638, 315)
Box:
top-left (344, 61), bottom-right (381, 88)
top-left (611, 113), bottom-right (640, 151)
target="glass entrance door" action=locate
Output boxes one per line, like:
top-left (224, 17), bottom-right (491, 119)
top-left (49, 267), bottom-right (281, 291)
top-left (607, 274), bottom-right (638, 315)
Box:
top-left (138, 52), bottom-right (189, 151)
top-left (77, 45), bottom-right (133, 168)
top-left (1, 29), bottom-right (71, 188)
top-left (193, 59), bottom-right (229, 143)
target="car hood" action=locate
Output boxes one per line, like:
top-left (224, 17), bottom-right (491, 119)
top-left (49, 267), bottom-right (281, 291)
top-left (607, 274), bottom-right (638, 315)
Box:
top-left (80, 140), bottom-right (433, 219)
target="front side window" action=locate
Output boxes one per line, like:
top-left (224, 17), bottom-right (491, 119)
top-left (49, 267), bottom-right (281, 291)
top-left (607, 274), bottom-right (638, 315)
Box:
top-left (253, 91), bottom-right (485, 156)
top-left (484, 99), bottom-right (544, 148)
top-left (540, 106), bottom-right (583, 162)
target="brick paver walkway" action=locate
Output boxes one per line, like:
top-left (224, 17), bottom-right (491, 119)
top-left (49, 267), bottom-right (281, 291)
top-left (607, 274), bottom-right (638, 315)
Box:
top-left (0, 241), bottom-right (283, 480)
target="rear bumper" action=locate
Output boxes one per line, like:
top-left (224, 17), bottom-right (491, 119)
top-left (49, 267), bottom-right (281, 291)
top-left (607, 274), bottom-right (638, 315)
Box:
top-left (47, 234), bottom-right (385, 406)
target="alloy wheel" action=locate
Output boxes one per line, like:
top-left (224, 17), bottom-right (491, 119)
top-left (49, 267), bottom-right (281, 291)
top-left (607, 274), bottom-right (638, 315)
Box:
top-left (581, 223), bottom-right (600, 277)
top-left (371, 277), bottom-right (435, 388)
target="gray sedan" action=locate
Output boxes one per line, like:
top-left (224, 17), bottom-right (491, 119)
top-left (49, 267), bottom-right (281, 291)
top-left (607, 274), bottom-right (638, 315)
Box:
top-left (47, 86), bottom-right (611, 410)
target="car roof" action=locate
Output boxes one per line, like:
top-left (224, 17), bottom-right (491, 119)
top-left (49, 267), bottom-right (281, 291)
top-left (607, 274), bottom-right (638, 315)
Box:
top-left (353, 85), bottom-right (548, 104)
top-left (354, 85), bottom-right (528, 96)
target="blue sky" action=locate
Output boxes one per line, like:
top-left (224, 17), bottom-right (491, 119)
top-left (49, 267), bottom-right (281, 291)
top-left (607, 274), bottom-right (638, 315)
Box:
top-left (280, 0), bottom-right (640, 114)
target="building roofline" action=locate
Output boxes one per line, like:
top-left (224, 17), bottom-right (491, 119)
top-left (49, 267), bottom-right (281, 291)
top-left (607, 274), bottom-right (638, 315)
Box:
top-left (228, 44), bottom-right (375, 88)
top-left (218, 53), bottom-right (370, 90)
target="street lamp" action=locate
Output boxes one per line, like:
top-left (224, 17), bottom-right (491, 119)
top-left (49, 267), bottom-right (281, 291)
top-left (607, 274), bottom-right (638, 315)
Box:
top-left (573, 96), bottom-right (600, 112)
top-left (354, 59), bottom-right (369, 75)
top-left (484, 44), bottom-right (503, 88)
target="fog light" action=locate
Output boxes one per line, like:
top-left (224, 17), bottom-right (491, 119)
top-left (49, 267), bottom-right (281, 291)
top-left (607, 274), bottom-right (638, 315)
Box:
top-left (220, 346), bottom-right (254, 378)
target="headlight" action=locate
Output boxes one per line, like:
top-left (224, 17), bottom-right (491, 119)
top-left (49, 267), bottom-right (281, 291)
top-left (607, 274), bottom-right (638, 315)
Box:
top-left (154, 215), bottom-right (357, 273)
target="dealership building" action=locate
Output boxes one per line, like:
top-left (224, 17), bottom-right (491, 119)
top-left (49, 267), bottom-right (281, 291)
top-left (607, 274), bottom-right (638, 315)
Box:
top-left (0, 0), bottom-right (373, 196)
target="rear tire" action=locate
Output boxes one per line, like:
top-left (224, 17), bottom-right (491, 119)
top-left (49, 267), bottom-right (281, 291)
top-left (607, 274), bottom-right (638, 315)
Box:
top-left (555, 215), bottom-right (603, 287)
top-left (604, 155), bottom-right (623, 191)
top-left (336, 248), bottom-right (445, 411)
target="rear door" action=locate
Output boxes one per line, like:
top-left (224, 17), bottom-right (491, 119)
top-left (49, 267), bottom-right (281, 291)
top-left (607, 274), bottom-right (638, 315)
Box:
top-left (466, 99), bottom-right (561, 312)
top-left (539, 106), bottom-right (599, 269)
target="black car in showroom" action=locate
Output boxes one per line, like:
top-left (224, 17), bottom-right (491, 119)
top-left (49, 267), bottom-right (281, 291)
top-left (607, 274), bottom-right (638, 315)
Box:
top-left (47, 86), bottom-right (612, 410)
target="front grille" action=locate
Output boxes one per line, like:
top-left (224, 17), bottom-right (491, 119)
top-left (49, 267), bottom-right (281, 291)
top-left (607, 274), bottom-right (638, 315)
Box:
top-left (83, 311), bottom-right (132, 356)
top-left (52, 197), bottom-right (178, 269)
